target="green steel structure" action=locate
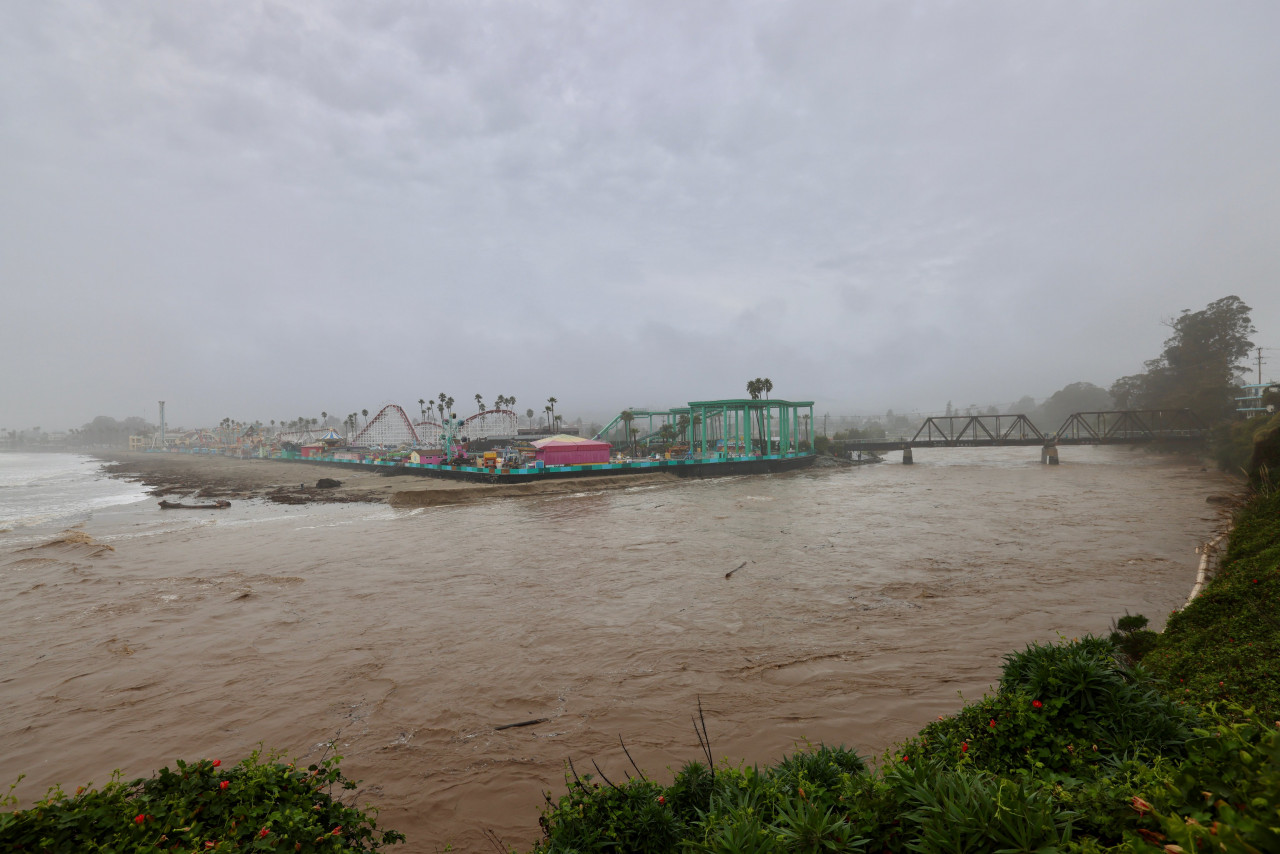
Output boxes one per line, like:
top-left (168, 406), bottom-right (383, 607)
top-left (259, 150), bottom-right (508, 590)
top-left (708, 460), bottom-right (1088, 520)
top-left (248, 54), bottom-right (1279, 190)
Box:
top-left (688, 398), bottom-right (815, 458)
top-left (596, 398), bottom-right (815, 458)
top-left (594, 408), bottom-right (691, 445)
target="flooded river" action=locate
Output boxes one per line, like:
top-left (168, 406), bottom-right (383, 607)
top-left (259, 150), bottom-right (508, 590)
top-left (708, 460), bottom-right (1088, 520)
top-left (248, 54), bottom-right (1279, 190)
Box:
top-left (0, 447), bottom-right (1235, 851)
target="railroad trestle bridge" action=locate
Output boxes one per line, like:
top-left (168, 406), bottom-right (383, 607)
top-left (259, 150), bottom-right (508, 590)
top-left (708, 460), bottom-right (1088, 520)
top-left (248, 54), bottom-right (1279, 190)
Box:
top-left (834, 409), bottom-right (1208, 464)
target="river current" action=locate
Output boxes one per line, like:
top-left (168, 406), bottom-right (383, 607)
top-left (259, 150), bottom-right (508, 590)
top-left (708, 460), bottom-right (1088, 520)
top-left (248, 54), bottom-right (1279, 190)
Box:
top-left (0, 447), bottom-right (1235, 851)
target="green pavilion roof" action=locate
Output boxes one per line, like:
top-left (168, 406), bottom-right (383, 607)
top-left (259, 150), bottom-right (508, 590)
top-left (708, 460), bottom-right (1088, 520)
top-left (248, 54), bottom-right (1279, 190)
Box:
top-left (687, 398), bottom-right (815, 407)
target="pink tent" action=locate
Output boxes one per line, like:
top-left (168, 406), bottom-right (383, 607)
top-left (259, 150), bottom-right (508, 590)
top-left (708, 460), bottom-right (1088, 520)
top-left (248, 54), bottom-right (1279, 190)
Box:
top-left (532, 434), bottom-right (612, 466)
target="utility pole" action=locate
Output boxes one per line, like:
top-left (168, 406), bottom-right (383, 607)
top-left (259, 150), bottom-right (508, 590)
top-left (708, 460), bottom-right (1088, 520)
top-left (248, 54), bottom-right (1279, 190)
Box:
top-left (1258, 346), bottom-right (1265, 385)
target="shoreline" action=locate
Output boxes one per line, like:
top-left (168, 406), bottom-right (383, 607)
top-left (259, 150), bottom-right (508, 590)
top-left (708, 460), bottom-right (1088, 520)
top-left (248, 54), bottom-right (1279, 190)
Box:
top-left (92, 451), bottom-right (689, 508)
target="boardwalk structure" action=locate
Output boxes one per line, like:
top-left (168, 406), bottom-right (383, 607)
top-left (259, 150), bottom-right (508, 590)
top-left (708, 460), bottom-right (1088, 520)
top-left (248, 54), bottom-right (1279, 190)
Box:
top-left (596, 398), bottom-right (816, 458)
top-left (835, 409), bottom-right (1208, 464)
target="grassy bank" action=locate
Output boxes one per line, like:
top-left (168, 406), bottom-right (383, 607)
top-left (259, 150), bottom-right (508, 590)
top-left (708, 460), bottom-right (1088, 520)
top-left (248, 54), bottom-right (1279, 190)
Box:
top-left (1143, 487), bottom-right (1280, 721)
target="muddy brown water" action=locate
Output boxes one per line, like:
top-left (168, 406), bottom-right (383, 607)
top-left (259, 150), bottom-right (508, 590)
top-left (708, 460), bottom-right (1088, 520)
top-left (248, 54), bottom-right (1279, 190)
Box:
top-left (0, 447), bottom-right (1235, 851)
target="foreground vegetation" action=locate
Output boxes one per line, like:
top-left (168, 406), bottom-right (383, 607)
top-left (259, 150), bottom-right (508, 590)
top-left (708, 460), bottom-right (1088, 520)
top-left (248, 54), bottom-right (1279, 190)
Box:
top-left (0, 749), bottom-right (403, 852)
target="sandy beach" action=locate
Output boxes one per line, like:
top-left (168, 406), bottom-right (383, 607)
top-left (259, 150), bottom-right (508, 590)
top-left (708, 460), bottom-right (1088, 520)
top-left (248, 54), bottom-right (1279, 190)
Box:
top-left (95, 452), bottom-right (684, 508)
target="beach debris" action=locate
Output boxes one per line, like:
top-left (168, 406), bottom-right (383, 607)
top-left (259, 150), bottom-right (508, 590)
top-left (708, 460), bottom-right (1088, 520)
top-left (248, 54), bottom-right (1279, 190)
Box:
top-left (725, 561), bottom-right (747, 578)
top-left (316, 478), bottom-right (342, 489)
top-left (494, 717), bottom-right (550, 731)
top-left (158, 499), bottom-right (231, 510)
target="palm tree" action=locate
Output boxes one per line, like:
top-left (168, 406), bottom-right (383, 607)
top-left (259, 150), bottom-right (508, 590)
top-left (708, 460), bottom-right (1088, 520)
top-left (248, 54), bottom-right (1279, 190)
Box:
top-left (508, 396), bottom-right (516, 412)
top-left (362, 408), bottom-right (369, 427)
top-left (526, 408), bottom-right (535, 429)
top-left (546, 396), bottom-right (557, 427)
top-left (475, 393), bottom-right (485, 412)
top-left (746, 378), bottom-right (774, 452)
top-left (418, 398), bottom-right (426, 421)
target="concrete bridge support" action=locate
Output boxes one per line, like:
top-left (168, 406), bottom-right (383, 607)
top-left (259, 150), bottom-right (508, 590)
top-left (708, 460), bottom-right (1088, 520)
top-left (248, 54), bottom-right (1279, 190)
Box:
top-left (902, 447), bottom-right (913, 465)
top-left (1041, 442), bottom-right (1059, 465)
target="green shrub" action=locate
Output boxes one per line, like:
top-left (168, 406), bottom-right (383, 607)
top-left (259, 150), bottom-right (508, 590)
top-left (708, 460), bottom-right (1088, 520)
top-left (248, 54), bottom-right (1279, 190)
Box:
top-left (1144, 706), bottom-right (1280, 853)
top-left (1108, 614), bottom-right (1159, 664)
top-left (886, 760), bottom-right (1076, 853)
top-left (770, 744), bottom-right (866, 800)
top-left (998, 637), bottom-right (1194, 755)
top-left (534, 772), bottom-right (679, 854)
top-left (0, 748), bottom-right (403, 852)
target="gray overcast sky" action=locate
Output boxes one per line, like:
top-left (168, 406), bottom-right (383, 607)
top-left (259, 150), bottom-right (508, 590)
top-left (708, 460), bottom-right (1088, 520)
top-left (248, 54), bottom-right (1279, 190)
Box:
top-left (3, 1), bottom-right (1278, 431)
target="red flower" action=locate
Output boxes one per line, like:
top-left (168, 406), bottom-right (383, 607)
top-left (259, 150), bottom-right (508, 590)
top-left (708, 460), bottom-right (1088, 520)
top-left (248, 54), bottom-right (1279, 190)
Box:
top-left (134, 814), bottom-right (147, 824)
top-left (657, 796), bottom-right (665, 805)
top-left (259, 828), bottom-right (269, 838)
top-left (1032, 700), bottom-right (1043, 709)
top-left (988, 719), bottom-right (996, 728)
top-left (211, 759), bottom-right (221, 767)
top-left (960, 742), bottom-right (969, 753)
top-left (219, 780), bottom-right (229, 790)
top-left (900, 755), bottom-right (909, 762)
top-left (332, 827), bottom-right (342, 835)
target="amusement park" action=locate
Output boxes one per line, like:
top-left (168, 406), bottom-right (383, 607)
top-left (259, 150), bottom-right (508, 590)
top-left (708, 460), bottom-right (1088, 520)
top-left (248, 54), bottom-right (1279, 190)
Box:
top-left (144, 395), bottom-right (820, 483)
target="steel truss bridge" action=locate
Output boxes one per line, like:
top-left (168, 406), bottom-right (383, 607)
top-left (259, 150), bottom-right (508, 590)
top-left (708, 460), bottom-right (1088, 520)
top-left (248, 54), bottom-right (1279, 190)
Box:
top-left (835, 409), bottom-right (1208, 453)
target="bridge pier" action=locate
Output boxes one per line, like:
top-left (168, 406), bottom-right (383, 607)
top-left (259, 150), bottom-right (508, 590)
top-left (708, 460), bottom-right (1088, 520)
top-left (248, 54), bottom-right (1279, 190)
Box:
top-left (902, 447), bottom-right (913, 465)
top-left (1041, 441), bottom-right (1059, 465)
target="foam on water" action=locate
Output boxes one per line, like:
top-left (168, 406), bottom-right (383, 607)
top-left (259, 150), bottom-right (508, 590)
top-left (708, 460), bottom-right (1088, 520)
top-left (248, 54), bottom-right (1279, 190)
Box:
top-left (0, 453), bottom-right (150, 537)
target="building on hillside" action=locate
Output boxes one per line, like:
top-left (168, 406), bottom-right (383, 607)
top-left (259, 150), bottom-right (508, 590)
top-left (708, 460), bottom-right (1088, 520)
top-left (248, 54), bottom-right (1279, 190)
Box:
top-left (1236, 382), bottom-right (1279, 418)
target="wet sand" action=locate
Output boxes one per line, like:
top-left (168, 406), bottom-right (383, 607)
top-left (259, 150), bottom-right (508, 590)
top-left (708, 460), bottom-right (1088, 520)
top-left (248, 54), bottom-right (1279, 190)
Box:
top-left (96, 452), bottom-right (683, 508)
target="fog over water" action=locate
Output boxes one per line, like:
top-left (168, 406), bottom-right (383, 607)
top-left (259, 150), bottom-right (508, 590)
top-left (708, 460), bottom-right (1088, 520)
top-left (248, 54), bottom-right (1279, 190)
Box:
top-left (2, 2), bottom-right (1279, 430)
top-left (0, 448), bottom-right (1235, 851)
